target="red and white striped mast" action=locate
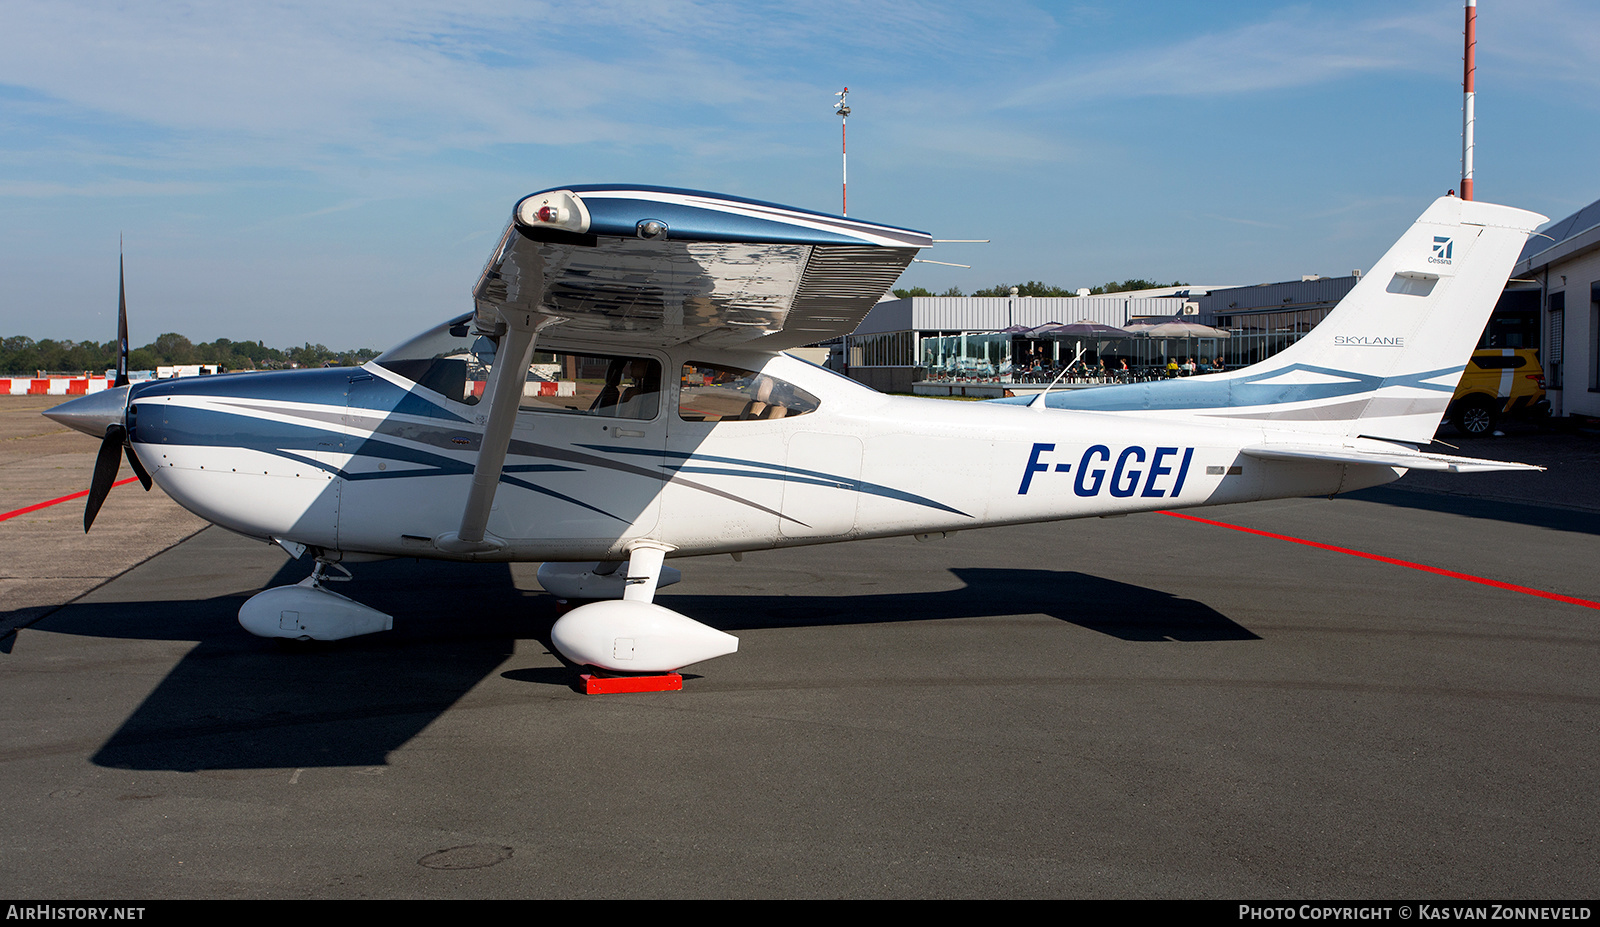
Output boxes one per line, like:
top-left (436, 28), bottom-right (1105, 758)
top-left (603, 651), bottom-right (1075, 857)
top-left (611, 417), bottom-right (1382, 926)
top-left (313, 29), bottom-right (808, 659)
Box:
top-left (834, 87), bottom-right (850, 214)
top-left (1461, 0), bottom-right (1476, 200)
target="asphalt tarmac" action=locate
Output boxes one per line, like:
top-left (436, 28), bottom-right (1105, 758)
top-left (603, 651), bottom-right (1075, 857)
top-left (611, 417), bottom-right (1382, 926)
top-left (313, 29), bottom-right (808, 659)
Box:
top-left (2, 397), bottom-right (1596, 899)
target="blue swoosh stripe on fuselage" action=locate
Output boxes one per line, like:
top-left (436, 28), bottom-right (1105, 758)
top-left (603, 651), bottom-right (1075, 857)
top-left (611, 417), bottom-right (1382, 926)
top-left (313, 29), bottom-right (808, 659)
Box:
top-left (578, 444), bottom-right (971, 517)
top-left (134, 405), bottom-right (626, 520)
top-left (137, 403), bottom-right (349, 453)
top-left (138, 405), bottom-right (587, 477)
top-left (266, 447), bottom-right (622, 523)
top-left (988, 363), bottom-right (1463, 412)
top-left (134, 367), bottom-right (468, 423)
top-left (137, 404), bottom-right (795, 526)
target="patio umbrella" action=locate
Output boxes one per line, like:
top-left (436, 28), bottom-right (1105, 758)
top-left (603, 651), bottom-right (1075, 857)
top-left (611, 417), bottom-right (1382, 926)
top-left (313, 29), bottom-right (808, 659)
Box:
top-left (1039, 320), bottom-right (1134, 339)
top-left (1125, 319), bottom-right (1227, 369)
top-left (1030, 321), bottom-right (1134, 373)
top-left (1143, 320), bottom-right (1230, 338)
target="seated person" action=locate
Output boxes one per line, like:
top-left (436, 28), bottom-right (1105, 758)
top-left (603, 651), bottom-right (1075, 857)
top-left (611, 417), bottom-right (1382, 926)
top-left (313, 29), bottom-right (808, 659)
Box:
top-left (614, 359), bottom-right (660, 419)
top-left (590, 357), bottom-right (661, 419)
top-left (739, 376), bottom-right (781, 420)
top-left (589, 361), bottom-right (624, 414)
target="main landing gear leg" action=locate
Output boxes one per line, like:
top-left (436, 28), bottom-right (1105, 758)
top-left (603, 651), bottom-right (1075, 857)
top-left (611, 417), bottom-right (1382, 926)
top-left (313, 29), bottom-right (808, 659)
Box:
top-left (621, 541), bottom-right (669, 603)
top-left (536, 555), bottom-right (682, 604)
top-left (238, 558), bottom-right (395, 642)
top-left (549, 540), bottom-right (738, 691)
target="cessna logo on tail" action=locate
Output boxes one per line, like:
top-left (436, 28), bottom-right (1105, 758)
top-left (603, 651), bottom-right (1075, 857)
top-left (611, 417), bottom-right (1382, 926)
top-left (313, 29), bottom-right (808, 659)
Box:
top-left (1430, 236), bottom-right (1454, 264)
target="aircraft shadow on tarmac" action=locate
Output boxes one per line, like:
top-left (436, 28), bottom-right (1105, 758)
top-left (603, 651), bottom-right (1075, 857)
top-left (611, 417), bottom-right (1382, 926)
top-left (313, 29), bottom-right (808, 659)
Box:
top-left (673, 567), bottom-right (1252, 642)
top-left (1347, 485), bottom-right (1600, 537)
top-left (45, 556), bottom-right (1248, 772)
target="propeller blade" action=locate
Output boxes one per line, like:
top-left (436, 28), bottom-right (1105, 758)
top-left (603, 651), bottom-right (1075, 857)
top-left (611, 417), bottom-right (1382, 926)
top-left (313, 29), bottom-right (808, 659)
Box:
top-left (125, 444), bottom-right (152, 491)
top-left (115, 248), bottom-right (130, 388)
top-left (84, 424), bottom-right (126, 532)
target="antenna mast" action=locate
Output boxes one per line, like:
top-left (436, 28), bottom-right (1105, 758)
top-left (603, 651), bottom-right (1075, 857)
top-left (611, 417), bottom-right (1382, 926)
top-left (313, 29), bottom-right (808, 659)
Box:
top-left (1461, 0), bottom-right (1476, 200)
top-left (834, 87), bottom-right (850, 214)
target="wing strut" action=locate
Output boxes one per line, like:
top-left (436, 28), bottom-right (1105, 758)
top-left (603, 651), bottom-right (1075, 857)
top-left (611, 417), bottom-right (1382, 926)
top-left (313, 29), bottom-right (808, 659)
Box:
top-left (436, 308), bottom-right (557, 553)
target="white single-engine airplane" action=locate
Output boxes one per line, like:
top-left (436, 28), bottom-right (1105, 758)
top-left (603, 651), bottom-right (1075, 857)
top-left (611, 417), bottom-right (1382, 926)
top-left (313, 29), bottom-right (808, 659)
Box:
top-left (47, 186), bottom-right (1544, 676)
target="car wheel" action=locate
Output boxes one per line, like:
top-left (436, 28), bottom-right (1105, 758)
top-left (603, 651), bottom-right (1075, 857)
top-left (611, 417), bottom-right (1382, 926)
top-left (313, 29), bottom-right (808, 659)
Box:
top-left (1454, 396), bottom-right (1498, 437)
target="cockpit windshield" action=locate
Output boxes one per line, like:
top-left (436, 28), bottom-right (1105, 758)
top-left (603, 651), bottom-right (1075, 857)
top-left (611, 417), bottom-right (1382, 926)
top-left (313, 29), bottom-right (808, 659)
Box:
top-left (375, 314), bottom-right (496, 404)
top-left (375, 315), bottom-right (663, 419)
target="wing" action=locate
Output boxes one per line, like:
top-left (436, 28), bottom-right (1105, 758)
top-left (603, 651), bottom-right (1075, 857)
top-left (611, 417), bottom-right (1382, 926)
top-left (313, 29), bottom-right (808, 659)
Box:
top-left (471, 185), bottom-right (931, 351)
top-left (438, 185), bottom-right (928, 553)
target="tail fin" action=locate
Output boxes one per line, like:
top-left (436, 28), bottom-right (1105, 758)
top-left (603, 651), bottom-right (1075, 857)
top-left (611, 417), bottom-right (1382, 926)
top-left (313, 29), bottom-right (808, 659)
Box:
top-left (1018, 196), bottom-right (1546, 444)
top-left (1217, 196), bottom-right (1545, 442)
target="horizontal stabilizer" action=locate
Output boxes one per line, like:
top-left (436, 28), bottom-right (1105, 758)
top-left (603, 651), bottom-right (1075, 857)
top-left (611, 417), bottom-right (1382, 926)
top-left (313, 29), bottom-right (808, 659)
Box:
top-left (1242, 444), bottom-right (1543, 474)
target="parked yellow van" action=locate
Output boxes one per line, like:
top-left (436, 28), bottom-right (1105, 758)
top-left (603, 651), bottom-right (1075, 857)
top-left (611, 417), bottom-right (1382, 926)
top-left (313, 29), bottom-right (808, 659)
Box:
top-left (1448, 348), bottom-right (1548, 437)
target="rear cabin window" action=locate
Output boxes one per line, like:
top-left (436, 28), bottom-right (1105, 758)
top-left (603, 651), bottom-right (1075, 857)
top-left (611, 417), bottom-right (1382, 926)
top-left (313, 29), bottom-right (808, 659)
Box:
top-left (678, 363), bottom-right (819, 423)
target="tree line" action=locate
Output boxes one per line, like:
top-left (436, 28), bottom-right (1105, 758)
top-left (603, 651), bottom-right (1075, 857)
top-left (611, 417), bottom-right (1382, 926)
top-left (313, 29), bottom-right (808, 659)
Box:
top-left (7, 281), bottom-right (1192, 374)
top-left (892, 279), bottom-right (1186, 299)
top-left (1, 333), bottom-right (381, 376)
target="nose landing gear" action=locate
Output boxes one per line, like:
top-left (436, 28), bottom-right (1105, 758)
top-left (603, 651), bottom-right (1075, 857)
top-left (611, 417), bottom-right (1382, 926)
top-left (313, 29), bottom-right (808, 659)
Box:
top-left (238, 558), bottom-right (395, 641)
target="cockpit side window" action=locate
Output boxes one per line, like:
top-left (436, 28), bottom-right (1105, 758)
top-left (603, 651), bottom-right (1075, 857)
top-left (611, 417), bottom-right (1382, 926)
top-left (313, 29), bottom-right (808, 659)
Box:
top-left (522, 353), bottom-right (661, 420)
top-left (678, 363), bottom-right (819, 422)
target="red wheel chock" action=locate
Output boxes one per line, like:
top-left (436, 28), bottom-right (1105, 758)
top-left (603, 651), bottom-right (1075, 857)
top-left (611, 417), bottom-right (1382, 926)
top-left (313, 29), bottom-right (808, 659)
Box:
top-left (579, 673), bottom-right (684, 694)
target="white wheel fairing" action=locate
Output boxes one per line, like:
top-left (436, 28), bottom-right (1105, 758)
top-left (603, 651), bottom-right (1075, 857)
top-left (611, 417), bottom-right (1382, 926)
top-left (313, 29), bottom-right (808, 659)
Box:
top-left (551, 600), bottom-right (738, 673)
top-left (238, 580), bottom-right (394, 641)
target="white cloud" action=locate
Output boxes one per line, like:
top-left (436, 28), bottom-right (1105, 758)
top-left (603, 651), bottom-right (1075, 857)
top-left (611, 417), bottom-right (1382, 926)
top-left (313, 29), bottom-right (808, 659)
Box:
top-left (1475, 0), bottom-right (1600, 101)
top-left (0, 179), bottom-right (219, 197)
top-left (1005, 7), bottom-right (1453, 107)
top-left (0, 1), bottom-right (1045, 162)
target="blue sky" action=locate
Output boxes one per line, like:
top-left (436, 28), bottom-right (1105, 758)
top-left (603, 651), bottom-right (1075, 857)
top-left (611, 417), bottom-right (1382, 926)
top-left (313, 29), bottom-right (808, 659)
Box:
top-left (3, 0), bottom-right (1597, 349)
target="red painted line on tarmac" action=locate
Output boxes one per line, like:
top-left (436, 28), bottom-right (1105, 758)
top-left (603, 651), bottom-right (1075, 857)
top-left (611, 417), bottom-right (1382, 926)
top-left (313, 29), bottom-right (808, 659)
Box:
top-left (0, 477), bottom-right (140, 523)
top-left (1162, 510), bottom-right (1600, 611)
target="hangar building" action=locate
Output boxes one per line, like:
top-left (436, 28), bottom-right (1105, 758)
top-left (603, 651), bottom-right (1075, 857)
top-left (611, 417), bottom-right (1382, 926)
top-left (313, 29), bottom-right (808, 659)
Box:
top-left (842, 293), bottom-right (1195, 392)
top-left (841, 205), bottom-right (1565, 398)
top-left (1513, 195), bottom-right (1600, 419)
